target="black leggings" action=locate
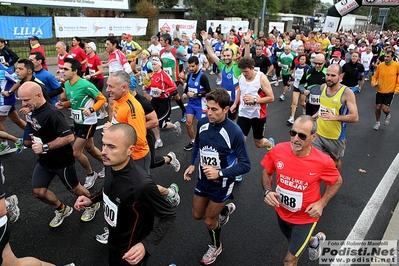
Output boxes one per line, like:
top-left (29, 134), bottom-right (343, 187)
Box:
top-left (147, 130), bottom-right (166, 169)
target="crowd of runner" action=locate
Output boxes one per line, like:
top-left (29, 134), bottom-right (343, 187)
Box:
top-left (0, 24), bottom-right (397, 265)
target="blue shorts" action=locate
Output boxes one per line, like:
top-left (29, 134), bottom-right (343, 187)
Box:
top-left (349, 85), bottom-right (359, 93)
top-left (194, 178), bottom-right (235, 203)
top-left (364, 70), bottom-right (369, 76)
top-left (186, 104), bottom-right (207, 121)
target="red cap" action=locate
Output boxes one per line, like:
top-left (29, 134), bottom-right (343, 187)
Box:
top-left (332, 51), bottom-right (341, 57)
top-left (125, 34), bottom-right (132, 39)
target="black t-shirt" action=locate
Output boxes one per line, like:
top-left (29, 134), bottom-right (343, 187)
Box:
top-left (135, 93), bottom-right (153, 115)
top-left (252, 54), bottom-right (271, 74)
top-left (102, 159), bottom-right (176, 257)
top-left (26, 102), bottom-right (74, 169)
top-left (342, 62), bottom-right (365, 87)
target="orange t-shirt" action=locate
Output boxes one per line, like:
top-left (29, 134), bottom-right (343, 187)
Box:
top-left (112, 93), bottom-right (149, 160)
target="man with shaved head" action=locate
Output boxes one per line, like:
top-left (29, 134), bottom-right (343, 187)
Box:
top-left (19, 81), bottom-right (99, 228)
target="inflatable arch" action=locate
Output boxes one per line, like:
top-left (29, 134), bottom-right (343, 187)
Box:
top-left (323, 0), bottom-right (399, 32)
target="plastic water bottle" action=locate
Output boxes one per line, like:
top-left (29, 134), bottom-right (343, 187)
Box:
top-left (169, 264), bottom-right (176, 266)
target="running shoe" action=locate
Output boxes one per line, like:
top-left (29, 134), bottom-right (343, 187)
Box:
top-left (308, 232), bottom-right (326, 261)
top-left (96, 227), bottom-right (109, 244)
top-left (219, 203), bottom-right (236, 226)
top-left (167, 152), bottom-right (180, 172)
top-left (180, 114), bottom-right (186, 123)
top-left (373, 122), bottom-right (380, 131)
top-left (63, 264), bottom-right (76, 266)
top-left (267, 138), bottom-right (275, 151)
top-left (274, 81), bottom-right (279, 87)
top-left (174, 122), bottom-right (182, 136)
top-left (279, 94), bottom-right (285, 101)
top-left (235, 175), bottom-right (242, 182)
top-left (216, 79), bottom-right (221, 85)
top-left (98, 167), bottom-right (105, 178)
top-left (365, 77), bottom-right (369, 81)
top-left (0, 144), bottom-right (10, 153)
top-left (201, 243), bottom-right (223, 265)
top-left (287, 117), bottom-right (294, 124)
top-left (81, 202), bottom-right (101, 222)
top-left (6, 194), bottom-right (20, 223)
top-left (384, 113), bottom-right (391, 126)
top-left (155, 140), bottom-right (163, 149)
top-left (165, 183), bottom-right (180, 207)
top-left (84, 172), bottom-right (99, 189)
top-left (15, 138), bottom-right (24, 154)
top-left (210, 71), bottom-right (215, 75)
top-left (184, 141), bottom-right (194, 151)
top-left (271, 75), bottom-right (277, 80)
top-left (49, 205), bottom-right (73, 227)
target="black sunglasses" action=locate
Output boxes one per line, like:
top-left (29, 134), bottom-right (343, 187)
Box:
top-left (63, 67), bottom-right (71, 71)
top-left (289, 129), bottom-right (311, 141)
top-left (314, 62), bottom-right (324, 65)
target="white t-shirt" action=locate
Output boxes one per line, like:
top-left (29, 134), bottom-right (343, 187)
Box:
top-left (361, 52), bottom-right (373, 71)
top-left (148, 43), bottom-right (163, 55)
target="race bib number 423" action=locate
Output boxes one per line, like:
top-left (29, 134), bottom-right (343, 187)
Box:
top-left (200, 149), bottom-right (221, 169)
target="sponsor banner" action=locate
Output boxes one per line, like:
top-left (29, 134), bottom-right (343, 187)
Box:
top-left (0, 16), bottom-right (52, 40)
top-left (206, 20), bottom-right (249, 34)
top-left (363, 0), bottom-right (399, 4)
top-left (158, 19), bottom-right (197, 37)
top-left (335, 0), bottom-right (360, 16)
top-left (323, 16), bottom-right (341, 33)
top-left (268, 22), bottom-right (285, 34)
top-left (55, 17), bottom-right (148, 37)
top-left (2, 0), bottom-right (129, 10)
top-left (320, 240), bottom-right (397, 265)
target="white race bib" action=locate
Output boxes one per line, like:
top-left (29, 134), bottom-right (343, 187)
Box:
top-left (254, 67), bottom-right (260, 72)
top-left (188, 87), bottom-right (197, 93)
top-left (200, 149), bottom-right (221, 169)
top-left (309, 94), bottom-right (320, 105)
top-left (150, 87), bottom-right (161, 97)
top-left (103, 193), bottom-right (118, 227)
top-left (71, 109), bottom-right (83, 123)
top-left (126, 50), bottom-right (132, 55)
top-left (215, 51), bottom-right (221, 57)
top-left (89, 69), bottom-right (95, 75)
top-left (318, 104), bottom-right (335, 116)
top-left (141, 70), bottom-right (148, 78)
top-left (164, 67), bottom-right (173, 76)
top-left (276, 185), bottom-right (303, 212)
top-left (282, 64), bottom-right (289, 71)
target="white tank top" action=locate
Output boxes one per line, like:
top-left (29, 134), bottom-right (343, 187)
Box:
top-left (238, 71), bottom-right (264, 119)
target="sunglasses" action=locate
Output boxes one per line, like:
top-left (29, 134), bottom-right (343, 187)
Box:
top-left (314, 62), bottom-right (324, 65)
top-left (224, 48), bottom-right (234, 53)
top-left (289, 129), bottom-right (311, 141)
top-left (63, 67), bottom-right (71, 71)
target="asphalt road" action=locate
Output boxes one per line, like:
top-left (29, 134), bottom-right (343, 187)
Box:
top-left (2, 66), bottom-right (399, 266)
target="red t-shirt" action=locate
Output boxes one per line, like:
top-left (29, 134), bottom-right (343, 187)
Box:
top-left (261, 142), bottom-right (340, 224)
top-left (71, 46), bottom-right (87, 73)
top-left (57, 53), bottom-right (72, 72)
top-left (146, 70), bottom-right (176, 99)
top-left (87, 54), bottom-right (104, 79)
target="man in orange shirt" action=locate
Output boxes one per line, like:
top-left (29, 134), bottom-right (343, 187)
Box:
top-left (371, 50), bottom-right (399, 130)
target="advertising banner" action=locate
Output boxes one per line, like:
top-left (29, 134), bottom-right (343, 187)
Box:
top-left (55, 17), bottom-right (148, 37)
top-left (206, 20), bottom-right (249, 34)
top-left (363, 0), bottom-right (399, 5)
top-left (335, 0), bottom-right (360, 16)
top-left (0, 16), bottom-right (52, 40)
top-left (268, 22), bottom-right (285, 34)
top-left (158, 19), bottom-right (198, 38)
top-left (2, 0), bottom-right (129, 10)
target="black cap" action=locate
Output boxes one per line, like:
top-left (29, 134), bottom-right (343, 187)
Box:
top-left (29, 36), bottom-right (39, 41)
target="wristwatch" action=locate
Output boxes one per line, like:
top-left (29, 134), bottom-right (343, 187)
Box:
top-left (218, 170), bottom-right (223, 177)
top-left (89, 107), bottom-right (95, 113)
top-left (42, 143), bottom-right (50, 152)
top-left (263, 189), bottom-right (271, 197)
top-left (254, 98), bottom-right (258, 104)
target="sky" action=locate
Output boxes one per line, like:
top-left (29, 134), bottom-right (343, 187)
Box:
top-left (322, 0), bottom-right (334, 4)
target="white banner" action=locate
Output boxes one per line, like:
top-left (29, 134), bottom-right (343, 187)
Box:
top-left (3, 0), bottom-right (129, 10)
top-left (206, 20), bottom-right (249, 34)
top-left (323, 16), bottom-right (341, 33)
top-left (335, 0), bottom-right (360, 16)
top-left (363, 0), bottom-right (399, 5)
top-left (55, 17), bottom-right (148, 38)
top-left (158, 19), bottom-right (198, 38)
top-left (268, 22), bottom-right (285, 34)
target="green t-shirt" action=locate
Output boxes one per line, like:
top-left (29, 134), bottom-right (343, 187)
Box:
top-left (278, 52), bottom-right (296, 75)
top-left (65, 78), bottom-right (101, 125)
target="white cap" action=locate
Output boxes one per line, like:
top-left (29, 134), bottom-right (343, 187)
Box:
top-left (87, 42), bottom-right (97, 52)
top-left (348, 44), bottom-right (356, 50)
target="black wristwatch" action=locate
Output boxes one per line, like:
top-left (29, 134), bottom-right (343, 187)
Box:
top-left (89, 107), bottom-right (95, 113)
top-left (263, 189), bottom-right (271, 197)
top-left (254, 98), bottom-right (258, 104)
top-left (42, 143), bottom-right (50, 152)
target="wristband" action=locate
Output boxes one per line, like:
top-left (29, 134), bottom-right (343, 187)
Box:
top-left (42, 143), bottom-right (50, 152)
top-left (89, 107), bottom-right (95, 113)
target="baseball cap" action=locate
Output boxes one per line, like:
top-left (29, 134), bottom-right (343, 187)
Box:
top-left (87, 42), bottom-right (97, 52)
top-left (332, 51), bottom-right (341, 57)
top-left (348, 44), bottom-right (356, 50)
top-left (29, 36), bottom-right (39, 41)
top-left (125, 34), bottom-right (132, 39)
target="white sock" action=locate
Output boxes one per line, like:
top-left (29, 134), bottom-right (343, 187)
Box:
top-left (1, 141), bottom-right (7, 146)
top-left (310, 236), bottom-right (319, 248)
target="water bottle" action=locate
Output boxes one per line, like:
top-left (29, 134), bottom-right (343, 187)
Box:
top-left (169, 264), bottom-right (176, 266)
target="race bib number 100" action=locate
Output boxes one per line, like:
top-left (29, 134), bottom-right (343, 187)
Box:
top-left (103, 193), bottom-right (118, 227)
